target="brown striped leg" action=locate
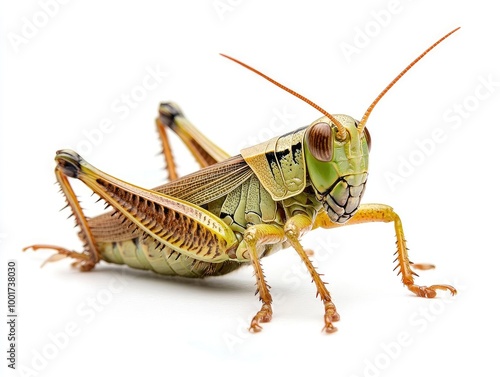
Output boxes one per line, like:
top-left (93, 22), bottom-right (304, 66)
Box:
top-left (23, 167), bottom-right (100, 271)
top-left (156, 103), bottom-right (230, 180)
top-left (156, 116), bottom-right (179, 181)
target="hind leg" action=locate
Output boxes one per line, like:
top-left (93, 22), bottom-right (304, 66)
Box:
top-left (156, 102), bottom-right (230, 181)
top-left (24, 169), bottom-right (100, 271)
top-left (25, 103), bottom-right (232, 270)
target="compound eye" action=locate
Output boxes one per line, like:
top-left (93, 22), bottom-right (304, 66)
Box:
top-left (306, 122), bottom-right (333, 162)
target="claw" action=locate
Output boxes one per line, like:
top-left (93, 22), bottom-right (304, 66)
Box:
top-left (249, 304), bottom-right (272, 332)
top-left (23, 244), bottom-right (94, 271)
top-left (322, 302), bottom-right (340, 333)
top-left (323, 319), bottom-right (338, 333)
top-left (408, 284), bottom-right (457, 298)
top-left (429, 284), bottom-right (457, 296)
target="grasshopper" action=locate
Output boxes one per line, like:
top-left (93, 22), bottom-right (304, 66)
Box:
top-left (25, 28), bottom-right (459, 333)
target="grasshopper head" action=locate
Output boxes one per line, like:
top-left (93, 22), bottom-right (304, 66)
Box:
top-left (304, 115), bottom-right (370, 223)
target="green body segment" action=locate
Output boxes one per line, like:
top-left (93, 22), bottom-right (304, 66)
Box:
top-left (98, 237), bottom-right (243, 277)
top-left (240, 127), bottom-right (308, 201)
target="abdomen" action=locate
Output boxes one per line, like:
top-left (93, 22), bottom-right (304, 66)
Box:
top-left (98, 237), bottom-right (243, 277)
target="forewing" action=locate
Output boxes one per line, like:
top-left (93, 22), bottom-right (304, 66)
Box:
top-left (89, 155), bottom-right (254, 243)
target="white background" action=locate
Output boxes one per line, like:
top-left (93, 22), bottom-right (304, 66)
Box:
top-left (1, 1), bottom-right (499, 376)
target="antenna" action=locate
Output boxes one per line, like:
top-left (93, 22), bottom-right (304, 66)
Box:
top-left (357, 27), bottom-right (460, 133)
top-left (220, 53), bottom-right (348, 141)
